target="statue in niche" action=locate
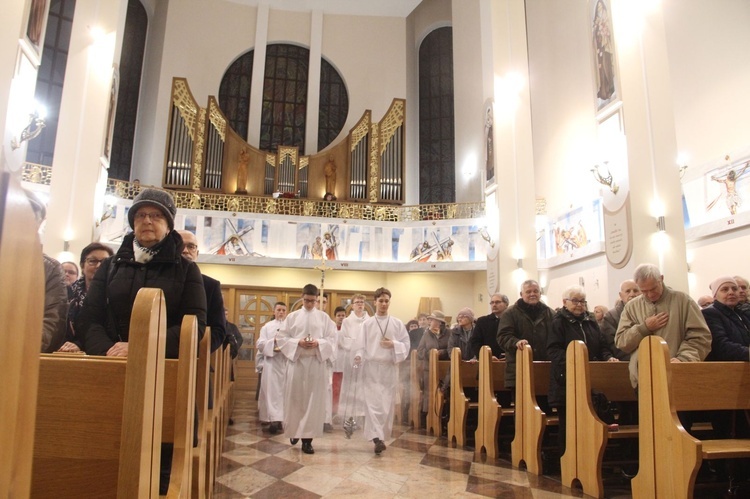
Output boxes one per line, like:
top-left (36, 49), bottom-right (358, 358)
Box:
top-left (593, 0), bottom-right (615, 101)
top-left (485, 106), bottom-right (494, 183)
top-left (324, 155), bottom-right (337, 195)
top-left (235, 147), bottom-right (249, 194)
top-left (708, 160), bottom-right (750, 215)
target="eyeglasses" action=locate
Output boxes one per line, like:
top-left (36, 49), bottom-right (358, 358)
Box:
top-left (489, 300), bottom-right (505, 305)
top-left (85, 258), bottom-right (106, 266)
top-left (63, 268), bottom-right (78, 275)
top-left (184, 243), bottom-right (198, 251)
top-left (134, 211), bottom-right (165, 221)
top-left (565, 298), bottom-right (587, 305)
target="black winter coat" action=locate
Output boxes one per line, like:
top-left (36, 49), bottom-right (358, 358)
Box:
top-left (203, 274), bottom-right (227, 352)
top-left (547, 308), bottom-right (613, 407)
top-left (496, 300), bottom-right (554, 388)
top-left (703, 301), bottom-right (750, 361)
top-left (78, 231), bottom-right (207, 359)
top-left (470, 313), bottom-right (504, 359)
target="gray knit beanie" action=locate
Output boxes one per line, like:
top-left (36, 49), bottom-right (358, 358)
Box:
top-left (128, 188), bottom-right (176, 230)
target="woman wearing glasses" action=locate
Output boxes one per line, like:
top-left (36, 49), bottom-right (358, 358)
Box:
top-left (547, 285), bottom-right (616, 455)
top-left (58, 243), bottom-right (114, 352)
top-left (77, 188), bottom-right (206, 360)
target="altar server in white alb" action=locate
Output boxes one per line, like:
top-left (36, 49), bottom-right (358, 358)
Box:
top-left (277, 284), bottom-right (336, 455)
top-left (353, 287), bottom-right (410, 455)
top-left (256, 301), bottom-right (288, 434)
top-left (336, 293), bottom-right (369, 420)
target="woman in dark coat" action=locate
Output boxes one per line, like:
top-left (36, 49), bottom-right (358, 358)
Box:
top-left (547, 285), bottom-right (616, 454)
top-left (416, 310), bottom-right (450, 416)
top-left (77, 188), bottom-right (206, 359)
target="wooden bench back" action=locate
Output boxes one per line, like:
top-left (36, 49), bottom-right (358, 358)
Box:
top-left (0, 172), bottom-right (44, 498)
top-left (409, 350), bottom-right (421, 429)
top-left (633, 336), bottom-right (750, 498)
top-left (162, 315), bottom-right (198, 497)
top-left (192, 329), bottom-right (210, 497)
top-left (426, 348), bottom-right (450, 436)
top-left (475, 346), bottom-right (510, 458)
top-left (448, 347), bottom-right (479, 446)
top-left (32, 288), bottom-right (167, 498)
top-left (512, 344), bottom-right (552, 475)
top-left (561, 340), bottom-right (634, 498)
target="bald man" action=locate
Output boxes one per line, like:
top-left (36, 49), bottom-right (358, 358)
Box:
top-left (178, 230), bottom-right (226, 351)
top-left (600, 280), bottom-right (641, 361)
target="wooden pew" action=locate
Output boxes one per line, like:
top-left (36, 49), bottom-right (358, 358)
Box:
top-left (409, 350), bottom-right (421, 429)
top-left (0, 172), bottom-right (44, 498)
top-left (475, 346), bottom-right (513, 458)
top-left (32, 288), bottom-right (167, 498)
top-left (161, 315), bottom-right (198, 497)
top-left (447, 347), bottom-right (479, 447)
top-left (560, 340), bottom-right (637, 498)
top-left (220, 345), bottom-right (232, 444)
top-left (426, 349), bottom-right (451, 436)
top-left (633, 336), bottom-right (750, 498)
top-left (192, 330), bottom-right (210, 498)
top-left (511, 344), bottom-right (557, 475)
top-left (204, 344), bottom-right (225, 497)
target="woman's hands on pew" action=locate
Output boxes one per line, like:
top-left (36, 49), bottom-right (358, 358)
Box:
top-left (515, 339), bottom-right (529, 350)
top-left (607, 357), bottom-right (619, 362)
top-left (58, 341), bottom-right (81, 353)
top-left (107, 342), bottom-right (129, 357)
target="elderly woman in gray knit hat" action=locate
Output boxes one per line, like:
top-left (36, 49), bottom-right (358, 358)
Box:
top-left (448, 307), bottom-right (477, 362)
top-left (77, 188), bottom-right (207, 359)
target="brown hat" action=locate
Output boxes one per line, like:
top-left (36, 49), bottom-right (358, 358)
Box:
top-left (428, 310), bottom-right (446, 323)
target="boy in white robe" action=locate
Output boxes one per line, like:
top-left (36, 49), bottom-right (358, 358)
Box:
top-left (277, 284), bottom-right (336, 454)
top-left (256, 301), bottom-right (288, 433)
top-left (337, 294), bottom-right (369, 421)
top-left (353, 287), bottom-right (410, 454)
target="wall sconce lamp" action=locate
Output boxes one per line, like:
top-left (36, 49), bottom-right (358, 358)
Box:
top-left (63, 240), bottom-right (70, 252)
top-left (591, 162), bottom-right (619, 194)
top-left (656, 216), bottom-right (666, 232)
top-left (516, 258), bottom-right (523, 269)
top-left (678, 164), bottom-right (688, 179)
top-left (11, 110), bottom-right (46, 150)
top-left (478, 227), bottom-right (495, 248)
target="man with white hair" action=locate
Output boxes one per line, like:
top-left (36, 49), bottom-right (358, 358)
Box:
top-left (615, 263), bottom-right (711, 389)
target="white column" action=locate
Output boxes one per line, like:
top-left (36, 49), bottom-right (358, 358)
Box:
top-left (246, 3), bottom-right (268, 149)
top-left (484, 0), bottom-right (538, 296)
top-left (610, 2), bottom-right (687, 291)
top-left (43, 0), bottom-right (127, 258)
top-left (451, 0), bottom-right (485, 203)
top-left (305, 10), bottom-right (323, 155)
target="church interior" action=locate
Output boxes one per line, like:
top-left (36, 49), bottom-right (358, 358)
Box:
top-left (3, 0), bottom-right (750, 497)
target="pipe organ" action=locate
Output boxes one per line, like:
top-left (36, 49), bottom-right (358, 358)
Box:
top-left (162, 77), bottom-right (405, 205)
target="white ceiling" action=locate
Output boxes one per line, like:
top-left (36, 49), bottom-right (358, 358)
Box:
top-left (225, 0), bottom-right (424, 18)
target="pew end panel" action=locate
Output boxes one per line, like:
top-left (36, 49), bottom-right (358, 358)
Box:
top-left (448, 347), bottom-right (479, 448)
top-left (633, 336), bottom-right (750, 499)
top-left (192, 329), bottom-right (211, 497)
top-left (0, 172), bottom-right (44, 498)
top-left (474, 346), bottom-right (512, 459)
top-left (426, 348), bottom-right (450, 436)
top-left (511, 344), bottom-right (553, 476)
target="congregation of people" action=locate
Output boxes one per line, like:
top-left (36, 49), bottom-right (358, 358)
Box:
top-left (28, 185), bottom-right (750, 495)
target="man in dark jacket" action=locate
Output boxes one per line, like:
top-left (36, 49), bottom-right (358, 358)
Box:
top-left (496, 280), bottom-right (553, 390)
top-left (470, 293), bottom-right (508, 359)
top-left (78, 189), bottom-right (207, 359)
top-left (178, 230), bottom-right (226, 352)
top-left (600, 279), bottom-right (640, 361)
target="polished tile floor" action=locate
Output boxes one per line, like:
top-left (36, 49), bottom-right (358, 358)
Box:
top-left (213, 389), bottom-right (593, 498)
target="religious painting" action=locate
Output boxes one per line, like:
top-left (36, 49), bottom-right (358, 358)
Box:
top-left (101, 65), bottom-right (119, 168)
top-left (26, 0), bottom-right (48, 53)
top-left (682, 154), bottom-right (750, 230)
top-left (536, 199), bottom-right (604, 261)
top-left (591, 0), bottom-right (619, 112)
top-left (484, 101), bottom-right (495, 186)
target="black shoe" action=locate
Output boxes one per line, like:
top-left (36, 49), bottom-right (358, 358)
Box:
top-left (269, 422), bottom-right (279, 434)
top-left (290, 438), bottom-right (299, 445)
top-left (228, 418), bottom-right (234, 426)
top-left (374, 439), bottom-right (386, 455)
top-left (302, 441), bottom-right (315, 454)
top-left (323, 423), bottom-right (334, 433)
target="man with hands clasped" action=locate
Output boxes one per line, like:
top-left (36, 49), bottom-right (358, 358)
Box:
top-left (276, 284), bottom-right (336, 455)
top-left (353, 288), bottom-right (410, 455)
